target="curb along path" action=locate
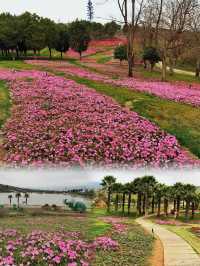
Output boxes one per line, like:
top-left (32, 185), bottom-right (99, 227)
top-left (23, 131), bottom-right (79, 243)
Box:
top-left (136, 217), bottom-right (200, 266)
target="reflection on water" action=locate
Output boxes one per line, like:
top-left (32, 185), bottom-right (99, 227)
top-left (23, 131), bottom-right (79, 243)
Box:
top-left (0, 192), bottom-right (91, 207)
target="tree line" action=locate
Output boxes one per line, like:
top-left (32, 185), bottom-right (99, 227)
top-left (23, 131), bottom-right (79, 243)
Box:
top-left (0, 12), bottom-right (120, 59)
top-left (101, 175), bottom-right (200, 221)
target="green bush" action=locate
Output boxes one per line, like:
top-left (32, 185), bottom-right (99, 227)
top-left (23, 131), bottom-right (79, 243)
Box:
top-left (143, 47), bottom-right (160, 71)
top-left (114, 45), bottom-right (127, 65)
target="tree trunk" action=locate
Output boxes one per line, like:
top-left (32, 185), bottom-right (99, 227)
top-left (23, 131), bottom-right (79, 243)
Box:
top-left (196, 59), bottom-right (200, 78)
top-left (9, 199), bottom-right (11, 206)
top-left (49, 48), bottom-right (52, 59)
top-left (191, 202), bottom-right (195, 219)
top-left (164, 198), bottom-right (168, 216)
top-left (157, 197), bottom-right (161, 217)
top-left (17, 198), bottom-right (19, 208)
top-left (142, 194), bottom-right (146, 215)
top-left (169, 56), bottom-right (174, 76)
top-left (173, 200), bottom-right (176, 211)
top-left (137, 193), bottom-right (142, 216)
top-left (80, 52), bottom-right (82, 60)
top-left (185, 200), bottom-right (190, 222)
top-left (107, 188), bottom-right (111, 212)
top-left (176, 198), bottom-right (180, 219)
top-left (144, 193), bottom-right (149, 216)
top-left (162, 56), bottom-right (167, 81)
top-left (61, 51), bottom-right (63, 59)
top-left (151, 196), bottom-right (155, 214)
top-left (115, 194), bottom-right (119, 212)
top-left (122, 192), bottom-right (126, 215)
top-left (127, 193), bottom-right (131, 215)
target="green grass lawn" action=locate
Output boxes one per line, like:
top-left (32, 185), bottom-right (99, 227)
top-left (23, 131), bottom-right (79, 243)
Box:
top-left (0, 80), bottom-right (11, 129)
top-left (165, 225), bottom-right (200, 254)
top-left (0, 211), bottom-right (154, 266)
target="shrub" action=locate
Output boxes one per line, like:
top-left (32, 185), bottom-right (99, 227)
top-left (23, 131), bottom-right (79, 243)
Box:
top-left (114, 44), bottom-right (127, 65)
top-left (143, 47), bottom-right (160, 71)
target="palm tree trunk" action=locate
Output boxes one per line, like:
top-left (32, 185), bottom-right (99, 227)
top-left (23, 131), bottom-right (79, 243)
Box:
top-left (145, 193), bottom-right (149, 216)
top-left (151, 196), bottom-right (155, 214)
top-left (185, 200), bottom-right (190, 222)
top-left (174, 200), bottom-right (176, 211)
top-left (107, 189), bottom-right (111, 212)
top-left (191, 202), bottom-right (195, 219)
top-left (122, 192), bottom-right (126, 214)
top-left (127, 193), bottom-right (131, 215)
top-left (157, 197), bottom-right (161, 217)
top-left (142, 194), bottom-right (146, 215)
top-left (164, 198), bottom-right (168, 216)
top-left (115, 194), bottom-right (119, 212)
top-left (176, 198), bottom-right (180, 219)
top-left (137, 192), bottom-right (142, 216)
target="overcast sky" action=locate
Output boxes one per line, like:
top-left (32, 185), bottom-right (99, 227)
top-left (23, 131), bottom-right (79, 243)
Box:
top-left (0, 0), bottom-right (121, 23)
top-left (0, 167), bottom-right (199, 189)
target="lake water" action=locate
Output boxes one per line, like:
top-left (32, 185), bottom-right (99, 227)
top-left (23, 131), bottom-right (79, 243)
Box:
top-left (0, 192), bottom-right (91, 207)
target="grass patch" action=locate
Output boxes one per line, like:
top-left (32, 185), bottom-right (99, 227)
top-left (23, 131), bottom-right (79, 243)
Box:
top-left (0, 81), bottom-right (11, 129)
top-left (166, 226), bottom-right (200, 254)
top-left (94, 223), bottom-right (153, 266)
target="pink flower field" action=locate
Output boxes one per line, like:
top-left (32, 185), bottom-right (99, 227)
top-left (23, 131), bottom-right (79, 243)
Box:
top-left (27, 60), bottom-right (200, 107)
top-left (0, 68), bottom-right (198, 167)
top-left (0, 229), bottom-right (118, 265)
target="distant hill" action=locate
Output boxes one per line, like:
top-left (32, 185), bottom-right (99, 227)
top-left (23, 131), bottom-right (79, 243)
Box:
top-left (0, 184), bottom-right (66, 193)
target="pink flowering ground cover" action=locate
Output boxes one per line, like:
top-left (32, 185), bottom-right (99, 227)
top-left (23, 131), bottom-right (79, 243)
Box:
top-left (0, 68), bottom-right (198, 167)
top-left (0, 68), bottom-right (199, 167)
top-left (0, 229), bottom-right (118, 266)
top-left (27, 60), bottom-right (200, 107)
top-left (102, 217), bottom-right (128, 233)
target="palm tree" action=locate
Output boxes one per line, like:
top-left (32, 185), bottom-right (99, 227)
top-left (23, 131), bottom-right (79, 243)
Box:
top-left (24, 193), bottom-right (30, 205)
top-left (8, 195), bottom-right (13, 206)
top-left (155, 183), bottom-right (165, 217)
top-left (15, 192), bottom-right (21, 208)
top-left (141, 176), bottom-right (157, 216)
top-left (172, 183), bottom-right (185, 219)
top-left (101, 176), bottom-right (116, 212)
top-left (183, 184), bottom-right (196, 222)
top-left (191, 193), bottom-right (200, 219)
top-left (113, 183), bottom-right (123, 212)
top-left (132, 178), bottom-right (143, 216)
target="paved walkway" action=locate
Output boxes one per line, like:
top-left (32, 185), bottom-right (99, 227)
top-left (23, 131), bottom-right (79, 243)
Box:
top-left (136, 217), bottom-right (200, 266)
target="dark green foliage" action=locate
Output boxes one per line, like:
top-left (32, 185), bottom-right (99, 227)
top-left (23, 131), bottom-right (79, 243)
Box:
top-left (143, 47), bottom-right (160, 70)
top-left (104, 21), bottom-right (121, 38)
top-left (54, 24), bottom-right (70, 58)
top-left (69, 20), bottom-right (91, 59)
top-left (114, 44), bottom-right (127, 64)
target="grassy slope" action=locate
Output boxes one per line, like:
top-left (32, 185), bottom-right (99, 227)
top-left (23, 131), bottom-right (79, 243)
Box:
top-left (0, 80), bottom-right (10, 129)
top-left (0, 60), bottom-right (199, 158)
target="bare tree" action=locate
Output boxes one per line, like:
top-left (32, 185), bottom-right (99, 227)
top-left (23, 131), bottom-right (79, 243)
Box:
top-left (189, 5), bottom-right (200, 77)
top-left (159, 0), bottom-right (198, 80)
top-left (140, 0), bottom-right (163, 48)
top-left (117, 0), bottom-right (146, 77)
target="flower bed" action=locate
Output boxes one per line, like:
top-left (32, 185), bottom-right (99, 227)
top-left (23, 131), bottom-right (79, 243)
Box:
top-left (0, 68), bottom-right (198, 167)
top-left (27, 60), bottom-right (200, 107)
top-left (0, 229), bottom-right (118, 266)
top-left (155, 219), bottom-right (184, 226)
